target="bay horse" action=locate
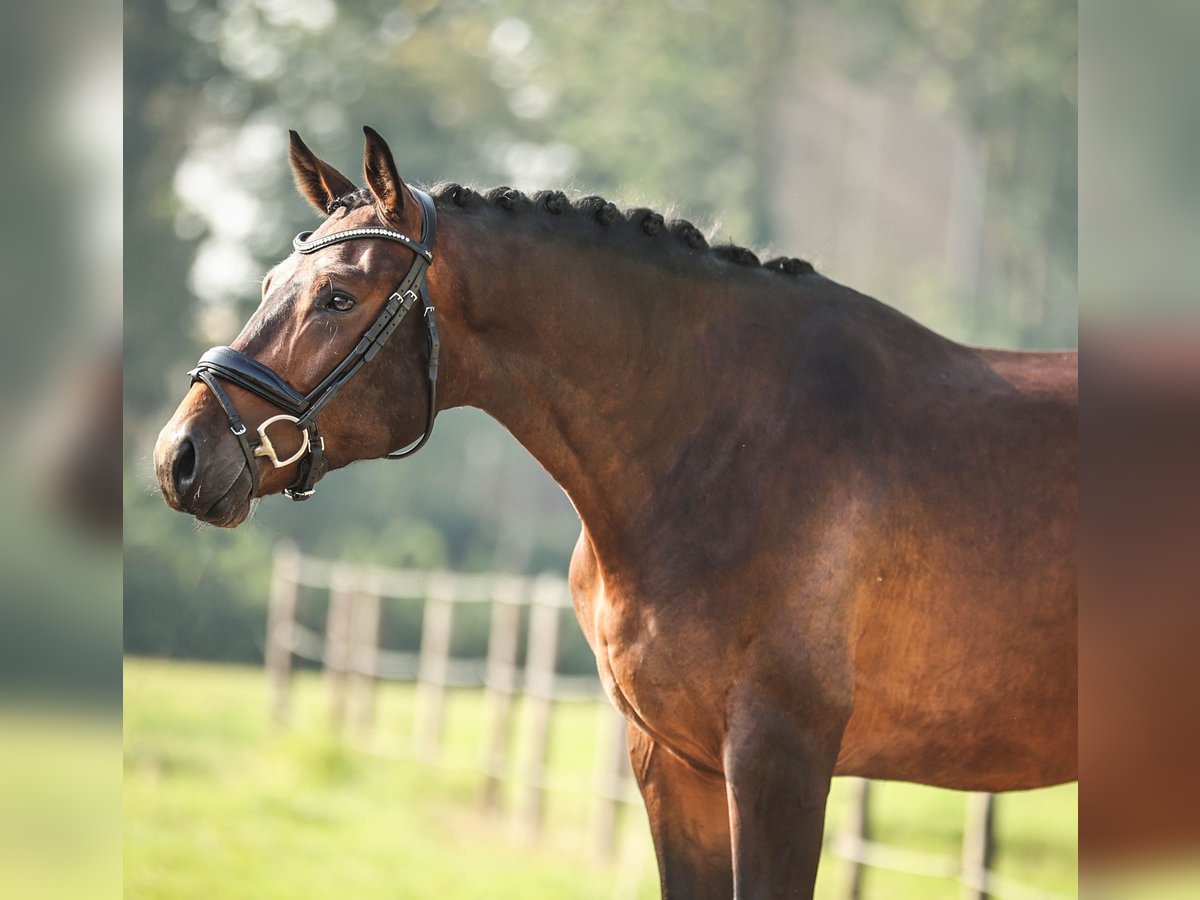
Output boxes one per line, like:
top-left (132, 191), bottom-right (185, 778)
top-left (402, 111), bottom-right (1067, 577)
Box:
top-left (155, 127), bottom-right (1077, 898)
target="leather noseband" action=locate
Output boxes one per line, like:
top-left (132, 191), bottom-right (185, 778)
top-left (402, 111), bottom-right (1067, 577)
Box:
top-left (188, 188), bottom-right (441, 501)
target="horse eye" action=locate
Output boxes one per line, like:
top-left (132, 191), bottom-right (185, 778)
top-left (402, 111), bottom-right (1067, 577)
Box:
top-left (328, 293), bottom-right (355, 312)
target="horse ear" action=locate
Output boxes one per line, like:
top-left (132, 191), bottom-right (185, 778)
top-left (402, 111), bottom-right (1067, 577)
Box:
top-left (362, 125), bottom-right (407, 218)
top-left (289, 130), bottom-right (357, 216)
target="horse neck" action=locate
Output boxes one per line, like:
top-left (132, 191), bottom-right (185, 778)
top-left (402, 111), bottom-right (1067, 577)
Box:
top-left (431, 208), bottom-right (723, 552)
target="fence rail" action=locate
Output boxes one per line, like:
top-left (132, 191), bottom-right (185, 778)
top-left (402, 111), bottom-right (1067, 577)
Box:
top-left (265, 542), bottom-right (1069, 899)
top-left (266, 541), bottom-right (637, 857)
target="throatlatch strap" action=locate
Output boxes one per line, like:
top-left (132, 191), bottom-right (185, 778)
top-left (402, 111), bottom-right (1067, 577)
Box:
top-left (387, 284), bottom-right (440, 460)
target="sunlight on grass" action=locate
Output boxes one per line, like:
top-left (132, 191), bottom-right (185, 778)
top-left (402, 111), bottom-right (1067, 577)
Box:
top-left (125, 659), bottom-right (658, 900)
top-left (125, 658), bottom-right (1075, 899)
top-left (0, 710), bottom-right (121, 900)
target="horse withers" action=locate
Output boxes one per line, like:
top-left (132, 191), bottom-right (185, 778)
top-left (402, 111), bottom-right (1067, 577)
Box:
top-left (155, 128), bottom-right (1077, 899)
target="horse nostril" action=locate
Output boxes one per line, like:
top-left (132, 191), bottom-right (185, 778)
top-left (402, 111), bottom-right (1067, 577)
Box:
top-left (174, 437), bottom-right (197, 490)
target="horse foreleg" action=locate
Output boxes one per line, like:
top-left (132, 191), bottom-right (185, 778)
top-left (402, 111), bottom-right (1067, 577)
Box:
top-left (724, 697), bottom-right (846, 899)
top-left (627, 720), bottom-right (734, 899)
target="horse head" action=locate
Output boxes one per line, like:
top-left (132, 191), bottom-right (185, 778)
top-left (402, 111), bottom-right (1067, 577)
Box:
top-left (155, 127), bottom-right (440, 526)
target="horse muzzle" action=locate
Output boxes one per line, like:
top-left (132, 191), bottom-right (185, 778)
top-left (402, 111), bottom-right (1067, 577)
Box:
top-left (154, 410), bottom-right (255, 527)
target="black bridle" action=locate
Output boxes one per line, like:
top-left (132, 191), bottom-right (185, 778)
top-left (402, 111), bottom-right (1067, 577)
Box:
top-left (188, 189), bottom-right (440, 501)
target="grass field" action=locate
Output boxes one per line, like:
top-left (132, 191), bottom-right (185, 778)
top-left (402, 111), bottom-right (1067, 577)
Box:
top-left (124, 658), bottom-right (1077, 898)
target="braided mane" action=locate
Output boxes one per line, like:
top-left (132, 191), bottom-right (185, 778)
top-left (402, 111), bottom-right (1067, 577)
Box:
top-left (329, 184), bottom-right (816, 277)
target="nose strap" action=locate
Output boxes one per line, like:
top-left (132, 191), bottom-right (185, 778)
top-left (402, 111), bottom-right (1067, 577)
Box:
top-left (192, 346), bottom-right (308, 415)
top-left (191, 368), bottom-right (262, 497)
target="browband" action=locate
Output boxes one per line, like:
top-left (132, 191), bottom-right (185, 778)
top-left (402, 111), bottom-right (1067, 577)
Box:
top-left (294, 226), bottom-right (433, 260)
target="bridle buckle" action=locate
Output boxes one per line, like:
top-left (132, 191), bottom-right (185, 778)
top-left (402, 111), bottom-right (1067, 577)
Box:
top-left (253, 414), bottom-right (311, 468)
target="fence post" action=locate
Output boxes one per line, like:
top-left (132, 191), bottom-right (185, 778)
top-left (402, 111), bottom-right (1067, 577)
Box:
top-left (415, 572), bottom-right (456, 763)
top-left (266, 541), bottom-right (300, 726)
top-left (592, 703), bottom-right (631, 860)
top-left (518, 576), bottom-right (564, 839)
top-left (348, 575), bottom-right (382, 741)
top-left (481, 575), bottom-right (526, 811)
top-left (839, 777), bottom-right (871, 900)
top-left (325, 563), bottom-right (356, 733)
top-left (961, 792), bottom-right (996, 900)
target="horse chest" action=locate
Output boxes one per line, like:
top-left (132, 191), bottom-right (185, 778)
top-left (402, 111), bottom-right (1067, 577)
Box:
top-left (585, 586), bottom-right (730, 763)
top-left (568, 533), bottom-right (742, 766)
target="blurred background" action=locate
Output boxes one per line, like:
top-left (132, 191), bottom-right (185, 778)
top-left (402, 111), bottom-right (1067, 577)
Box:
top-left (125, 0), bottom-right (1079, 684)
top-left (121, 0), bottom-right (1083, 898)
top-left (0, 0), bottom-right (121, 897)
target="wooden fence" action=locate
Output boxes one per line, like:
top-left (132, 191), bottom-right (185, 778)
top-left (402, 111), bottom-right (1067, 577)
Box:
top-left (265, 542), bottom-right (1068, 899)
top-left (265, 541), bottom-right (640, 856)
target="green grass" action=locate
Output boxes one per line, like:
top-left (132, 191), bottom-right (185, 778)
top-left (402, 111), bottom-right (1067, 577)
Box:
top-left (0, 710), bottom-right (121, 900)
top-left (124, 658), bottom-right (1076, 898)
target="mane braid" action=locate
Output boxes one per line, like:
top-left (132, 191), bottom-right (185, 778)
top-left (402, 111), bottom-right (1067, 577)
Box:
top-left (713, 244), bottom-right (761, 267)
top-left (427, 182), bottom-right (816, 277)
top-left (327, 188), bottom-right (374, 213)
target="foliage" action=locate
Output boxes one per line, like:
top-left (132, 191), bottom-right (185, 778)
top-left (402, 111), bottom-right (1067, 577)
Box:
top-left (823, 0), bottom-right (1077, 346)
